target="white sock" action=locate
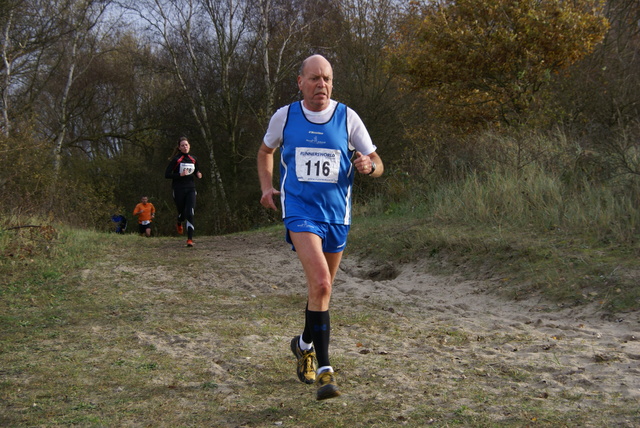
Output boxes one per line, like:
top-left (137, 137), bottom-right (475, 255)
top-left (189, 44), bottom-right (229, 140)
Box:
top-left (317, 366), bottom-right (333, 374)
top-left (299, 336), bottom-right (313, 351)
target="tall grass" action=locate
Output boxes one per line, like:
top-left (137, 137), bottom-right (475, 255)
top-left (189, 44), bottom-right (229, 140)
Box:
top-left (350, 130), bottom-right (640, 311)
top-left (426, 165), bottom-right (639, 244)
top-left (357, 127), bottom-right (639, 246)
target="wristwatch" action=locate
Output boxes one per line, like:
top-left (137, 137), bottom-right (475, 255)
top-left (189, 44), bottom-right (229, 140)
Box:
top-left (368, 162), bottom-right (376, 175)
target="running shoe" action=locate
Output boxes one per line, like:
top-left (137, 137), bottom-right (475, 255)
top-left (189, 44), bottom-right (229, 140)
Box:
top-left (290, 335), bottom-right (316, 384)
top-left (186, 239), bottom-right (194, 247)
top-left (176, 223), bottom-right (184, 235)
top-left (315, 370), bottom-right (341, 400)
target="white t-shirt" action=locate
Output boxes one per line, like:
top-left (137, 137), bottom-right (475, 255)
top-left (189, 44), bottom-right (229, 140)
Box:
top-left (263, 100), bottom-right (377, 155)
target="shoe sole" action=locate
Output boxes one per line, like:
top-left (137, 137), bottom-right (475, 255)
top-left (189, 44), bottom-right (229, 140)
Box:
top-left (317, 384), bottom-right (341, 400)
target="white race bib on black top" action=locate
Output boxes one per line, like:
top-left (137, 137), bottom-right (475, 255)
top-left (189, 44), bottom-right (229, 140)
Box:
top-left (180, 163), bottom-right (195, 175)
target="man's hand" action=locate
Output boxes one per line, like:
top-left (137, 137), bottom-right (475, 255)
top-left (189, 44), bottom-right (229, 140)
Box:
top-left (354, 151), bottom-right (373, 175)
top-left (260, 188), bottom-right (281, 211)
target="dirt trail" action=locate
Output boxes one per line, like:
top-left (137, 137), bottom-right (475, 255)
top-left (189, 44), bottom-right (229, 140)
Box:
top-left (106, 232), bottom-right (640, 425)
top-left (188, 233), bottom-right (640, 401)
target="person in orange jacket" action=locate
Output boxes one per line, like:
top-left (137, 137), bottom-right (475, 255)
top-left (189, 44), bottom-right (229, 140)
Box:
top-left (133, 196), bottom-right (156, 237)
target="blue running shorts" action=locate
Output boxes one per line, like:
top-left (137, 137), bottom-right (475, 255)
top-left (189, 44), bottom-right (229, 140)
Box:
top-left (284, 217), bottom-right (350, 253)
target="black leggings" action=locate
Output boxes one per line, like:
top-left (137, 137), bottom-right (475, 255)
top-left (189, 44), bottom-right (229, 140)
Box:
top-left (173, 187), bottom-right (197, 239)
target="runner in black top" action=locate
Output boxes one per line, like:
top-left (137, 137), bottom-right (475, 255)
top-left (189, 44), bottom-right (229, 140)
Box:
top-left (165, 136), bottom-right (202, 247)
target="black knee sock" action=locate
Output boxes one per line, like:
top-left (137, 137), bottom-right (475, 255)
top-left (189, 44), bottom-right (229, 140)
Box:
top-left (302, 304), bottom-right (313, 344)
top-left (308, 309), bottom-right (330, 368)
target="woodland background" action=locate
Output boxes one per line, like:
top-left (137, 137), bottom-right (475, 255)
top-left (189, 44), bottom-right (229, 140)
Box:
top-left (1, 0), bottom-right (638, 238)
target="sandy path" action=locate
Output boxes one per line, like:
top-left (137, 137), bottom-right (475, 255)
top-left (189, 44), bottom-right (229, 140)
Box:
top-left (196, 233), bottom-right (640, 403)
top-left (98, 232), bottom-right (640, 426)
top-left (339, 258), bottom-right (640, 400)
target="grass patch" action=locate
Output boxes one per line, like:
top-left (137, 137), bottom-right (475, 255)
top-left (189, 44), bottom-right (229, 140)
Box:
top-left (349, 166), bottom-right (640, 313)
top-left (350, 214), bottom-right (639, 312)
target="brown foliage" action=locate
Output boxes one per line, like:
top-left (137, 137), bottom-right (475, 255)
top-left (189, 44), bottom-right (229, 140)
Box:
top-left (390, 0), bottom-right (610, 128)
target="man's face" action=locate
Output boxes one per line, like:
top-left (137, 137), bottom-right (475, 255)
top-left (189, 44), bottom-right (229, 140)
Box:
top-left (141, 197), bottom-right (148, 205)
top-left (298, 56), bottom-right (333, 112)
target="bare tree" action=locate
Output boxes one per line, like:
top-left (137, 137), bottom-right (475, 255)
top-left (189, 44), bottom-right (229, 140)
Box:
top-left (0, 0), bottom-right (67, 138)
top-left (253, 0), bottom-right (312, 122)
top-left (334, 0), bottom-right (401, 138)
top-left (0, 4), bottom-right (17, 137)
top-left (45, 0), bottom-right (113, 179)
top-left (201, 0), bottom-right (257, 195)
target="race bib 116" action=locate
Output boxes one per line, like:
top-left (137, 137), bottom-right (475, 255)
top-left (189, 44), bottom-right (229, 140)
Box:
top-left (295, 147), bottom-right (340, 183)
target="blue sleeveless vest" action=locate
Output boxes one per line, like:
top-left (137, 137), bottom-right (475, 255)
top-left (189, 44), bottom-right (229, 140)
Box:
top-left (280, 101), bottom-right (354, 224)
